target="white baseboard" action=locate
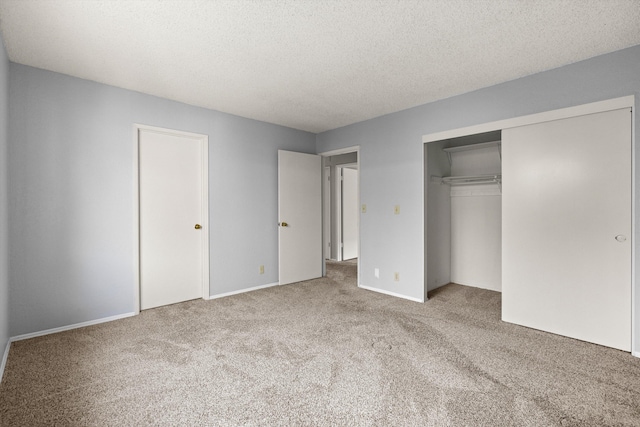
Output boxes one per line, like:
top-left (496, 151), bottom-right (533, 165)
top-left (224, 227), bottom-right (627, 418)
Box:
top-left (10, 312), bottom-right (137, 343)
top-left (633, 351), bottom-right (640, 358)
top-left (210, 282), bottom-right (279, 300)
top-left (0, 339), bottom-right (10, 383)
top-left (358, 284), bottom-right (424, 303)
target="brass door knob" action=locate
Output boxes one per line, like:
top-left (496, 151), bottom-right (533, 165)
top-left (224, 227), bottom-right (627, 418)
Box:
top-left (281, 222), bottom-right (288, 227)
top-left (194, 224), bottom-right (202, 229)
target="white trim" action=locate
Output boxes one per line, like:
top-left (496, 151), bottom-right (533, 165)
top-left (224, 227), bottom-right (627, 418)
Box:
top-left (319, 146), bottom-right (360, 157)
top-left (209, 282), bottom-right (279, 300)
top-left (133, 124), bottom-right (210, 311)
top-left (200, 134), bottom-right (211, 300)
top-left (10, 312), bottom-right (136, 342)
top-left (422, 96), bottom-right (634, 143)
top-left (631, 101), bottom-right (636, 355)
top-left (421, 136), bottom-right (426, 301)
top-left (358, 284), bottom-right (424, 303)
top-left (0, 340), bottom-right (10, 383)
top-left (133, 127), bottom-right (140, 314)
top-left (335, 165), bottom-right (343, 260)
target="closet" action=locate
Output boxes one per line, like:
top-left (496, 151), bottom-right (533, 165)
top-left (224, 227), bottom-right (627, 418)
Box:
top-left (426, 131), bottom-right (502, 293)
top-left (424, 100), bottom-right (632, 352)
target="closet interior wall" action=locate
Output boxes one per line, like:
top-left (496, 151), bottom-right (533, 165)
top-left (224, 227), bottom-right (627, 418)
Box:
top-left (425, 140), bottom-right (451, 292)
top-left (425, 131), bottom-right (502, 294)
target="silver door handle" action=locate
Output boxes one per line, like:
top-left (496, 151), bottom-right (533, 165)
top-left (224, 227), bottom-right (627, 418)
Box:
top-left (615, 235), bottom-right (627, 242)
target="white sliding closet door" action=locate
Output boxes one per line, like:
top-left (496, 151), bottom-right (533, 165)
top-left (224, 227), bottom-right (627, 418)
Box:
top-left (502, 108), bottom-right (631, 351)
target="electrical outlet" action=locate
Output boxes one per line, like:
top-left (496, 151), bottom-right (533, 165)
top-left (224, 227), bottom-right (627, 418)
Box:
top-left (394, 205), bottom-right (400, 215)
top-left (259, 265), bottom-right (264, 274)
top-left (374, 268), bottom-right (379, 278)
top-left (394, 272), bottom-right (400, 282)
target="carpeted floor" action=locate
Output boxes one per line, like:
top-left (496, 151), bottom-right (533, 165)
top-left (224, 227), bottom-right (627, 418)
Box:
top-left (1, 261), bottom-right (639, 426)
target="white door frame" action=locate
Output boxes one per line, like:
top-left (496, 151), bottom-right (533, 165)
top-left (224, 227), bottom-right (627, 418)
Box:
top-left (319, 146), bottom-right (360, 283)
top-left (133, 124), bottom-right (210, 313)
top-left (323, 166), bottom-right (331, 260)
top-left (422, 95), bottom-right (636, 355)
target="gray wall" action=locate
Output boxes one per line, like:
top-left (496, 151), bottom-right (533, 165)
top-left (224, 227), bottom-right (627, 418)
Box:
top-left (316, 45), bottom-right (640, 343)
top-left (0, 34), bottom-right (8, 357)
top-left (6, 43), bottom-right (640, 350)
top-left (8, 64), bottom-right (315, 336)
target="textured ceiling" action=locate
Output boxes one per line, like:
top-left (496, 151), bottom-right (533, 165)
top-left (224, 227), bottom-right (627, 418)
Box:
top-left (0, 0), bottom-right (639, 133)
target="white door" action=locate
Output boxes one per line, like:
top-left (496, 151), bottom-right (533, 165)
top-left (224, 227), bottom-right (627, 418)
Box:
top-left (323, 166), bottom-right (331, 259)
top-left (278, 150), bottom-right (322, 285)
top-left (341, 167), bottom-right (359, 260)
top-left (502, 108), bottom-right (631, 351)
top-left (138, 127), bottom-right (208, 310)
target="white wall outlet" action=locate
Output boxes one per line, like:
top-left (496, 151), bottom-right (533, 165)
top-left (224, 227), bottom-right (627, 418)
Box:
top-left (374, 268), bottom-right (379, 278)
top-left (394, 272), bottom-right (400, 282)
top-left (259, 265), bottom-right (264, 274)
top-left (394, 205), bottom-right (400, 215)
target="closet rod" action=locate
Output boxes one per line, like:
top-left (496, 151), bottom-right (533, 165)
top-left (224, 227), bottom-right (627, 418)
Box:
top-left (440, 174), bottom-right (501, 186)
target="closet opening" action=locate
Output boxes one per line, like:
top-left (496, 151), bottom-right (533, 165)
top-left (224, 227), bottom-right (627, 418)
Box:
top-left (422, 97), bottom-right (634, 353)
top-left (425, 130), bottom-right (502, 295)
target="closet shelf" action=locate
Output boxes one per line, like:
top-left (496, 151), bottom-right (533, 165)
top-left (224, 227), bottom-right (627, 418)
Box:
top-left (440, 174), bottom-right (502, 186)
top-left (442, 140), bottom-right (501, 165)
top-left (442, 140), bottom-right (501, 153)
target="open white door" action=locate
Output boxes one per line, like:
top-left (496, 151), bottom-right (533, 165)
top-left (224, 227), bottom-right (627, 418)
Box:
top-left (278, 150), bottom-right (322, 285)
top-left (502, 108), bottom-right (631, 351)
top-left (341, 167), bottom-right (359, 260)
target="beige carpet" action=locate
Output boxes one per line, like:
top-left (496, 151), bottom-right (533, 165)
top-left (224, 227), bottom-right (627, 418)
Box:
top-left (1, 261), bottom-right (640, 426)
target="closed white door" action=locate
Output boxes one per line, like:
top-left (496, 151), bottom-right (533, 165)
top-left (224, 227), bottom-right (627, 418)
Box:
top-left (502, 108), bottom-right (631, 351)
top-left (278, 150), bottom-right (322, 285)
top-left (139, 128), bottom-right (207, 310)
top-left (341, 167), bottom-right (359, 260)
